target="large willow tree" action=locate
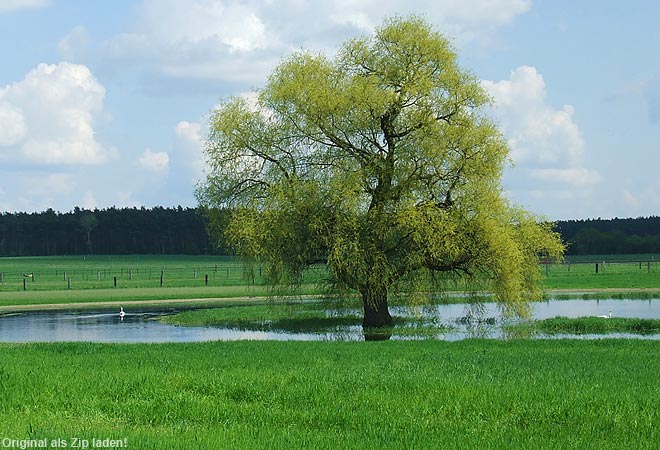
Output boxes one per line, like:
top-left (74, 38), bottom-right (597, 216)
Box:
top-left (199, 16), bottom-right (564, 331)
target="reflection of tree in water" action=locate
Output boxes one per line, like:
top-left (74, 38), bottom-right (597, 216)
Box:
top-left (321, 327), bottom-right (362, 342)
top-left (458, 302), bottom-right (498, 339)
top-left (502, 322), bottom-right (535, 340)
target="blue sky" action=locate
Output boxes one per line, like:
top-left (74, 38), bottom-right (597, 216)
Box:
top-left (0, 0), bottom-right (658, 220)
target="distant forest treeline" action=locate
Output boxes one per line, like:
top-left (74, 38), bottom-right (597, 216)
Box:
top-left (556, 217), bottom-right (660, 255)
top-left (0, 207), bottom-right (659, 256)
top-left (0, 207), bottom-right (230, 256)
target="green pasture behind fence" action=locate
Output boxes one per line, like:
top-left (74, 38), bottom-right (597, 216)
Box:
top-left (542, 258), bottom-right (660, 290)
top-left (0, 255), bottom-right (326, 292)
top-left (0, 254), bottom-right (659, 293)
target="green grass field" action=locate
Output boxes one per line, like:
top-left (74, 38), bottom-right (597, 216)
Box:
top-left (0, 255), bottom-right (262, 291)
top-left (0, 255), bottom-right (328, 309)
top-left (0, 340), bottom-right (658, 449)
top-left (1, 254), bottom-right (660, 309)
top-left (542, 255), bottom-right (660, 290)
top-left (1, 255), bottom-right (660, 448)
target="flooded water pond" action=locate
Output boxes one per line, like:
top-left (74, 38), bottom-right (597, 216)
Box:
top-left (0, 311), bottom-right (335, 343)
top-left (1, 298), bottom-right (660, 342)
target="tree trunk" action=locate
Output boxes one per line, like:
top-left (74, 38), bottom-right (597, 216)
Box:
top-left (361, 284), bottom-right (393, 340)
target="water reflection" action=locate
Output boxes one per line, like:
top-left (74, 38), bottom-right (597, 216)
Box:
top-left (0, 298), bottom-right (659, 342)
top-left (533, 298), bottom-right (660, 320)
top-left (0, 311), bottom-right (361, 343)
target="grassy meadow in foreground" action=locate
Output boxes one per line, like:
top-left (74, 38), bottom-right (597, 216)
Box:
top-left (0, 340), bottom-right (659, 449)
top-left (1, 255), bottom-right (660, 449)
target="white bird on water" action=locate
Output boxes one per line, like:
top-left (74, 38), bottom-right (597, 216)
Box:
top-left (597, 311), bottom-right (612, 319)
top-left (119, 307), bottom-right (126, 321)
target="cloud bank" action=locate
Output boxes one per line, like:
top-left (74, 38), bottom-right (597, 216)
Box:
top-left (0, 62), bottom-right (108, 165)
top-left (61, 0), bottom-right (531, 91)
top-left (483, 66), bottom-right (600, 189)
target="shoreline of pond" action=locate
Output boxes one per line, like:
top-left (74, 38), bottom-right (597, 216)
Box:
top-left (3, 298), bottom-right (660, 343)
top-left (1, 288), bottom-right (660, 314)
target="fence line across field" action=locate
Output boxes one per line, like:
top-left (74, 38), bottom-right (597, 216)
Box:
top-left (0, 260), bottom-right (658, 279)
top-left (0, 259), bottom-right (657, 292)
top-left (541, 259), bottom-right (658, 275)
top-left (0, 263), bottom-right (327, 291)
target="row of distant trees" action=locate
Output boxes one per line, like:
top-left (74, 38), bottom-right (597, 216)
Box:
top-left (0, 206), bottom-right (230, 256)
top-left (556, 217), bottom-right (660, 255)
top-left (0, 207), bottom-right (658, 256)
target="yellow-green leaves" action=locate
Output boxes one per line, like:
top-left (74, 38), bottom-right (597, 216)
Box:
top-left (200, 16), bottom-right (564, 320)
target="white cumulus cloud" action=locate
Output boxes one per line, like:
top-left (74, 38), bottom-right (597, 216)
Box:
top-left (483, 66), bottom-right (605, 218)
top-left (483, 66), bottom-right (599, 189)
top-left (0, 101), bottom-right (27, 146)
top-left (137, 0), bottom-right (268, 52)
top-left (90, 0), bottom-right (531, 88)
top-left (174, 121), bottom-right (202, 148)
top-left (0, 62), bottom-right (108, 165)
top-left (99, 0), bottom-right (274, 86)
top-left (483, 66), bottom-right (585, 167)
top-left (138, 148), bottom-right (170, 171)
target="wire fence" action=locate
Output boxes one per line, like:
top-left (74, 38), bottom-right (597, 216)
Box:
top-left (0, 262), bottom-right (330, 292)
top-left (0, 257), bottom-right (658, 292)
top-left (541, 259), bottom-right (659, 275)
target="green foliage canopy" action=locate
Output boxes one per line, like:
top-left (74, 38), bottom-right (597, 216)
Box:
top-left (199, 16), bottom-right (564, 327)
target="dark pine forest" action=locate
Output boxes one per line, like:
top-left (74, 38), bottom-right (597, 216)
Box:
top-left (0, 207), bottom-right (230, 256)
top-left (0, 207), bottom-right (658, 257)
top-left (556, 217), bottom-right (660, 255)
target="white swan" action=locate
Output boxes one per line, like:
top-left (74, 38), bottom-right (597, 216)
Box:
top-left (597, 311), bottom-right (612, 319)
top-left (119, 307), bottom-right (126, 321)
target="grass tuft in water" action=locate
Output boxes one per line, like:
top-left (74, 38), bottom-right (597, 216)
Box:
top-left (537, 316), bottom-right (660, 334)
top-left (506, 316), bottom-right (660, 336)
